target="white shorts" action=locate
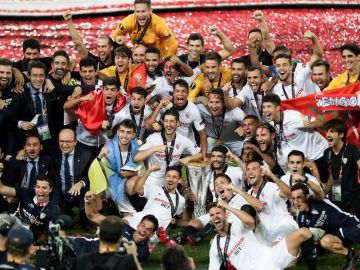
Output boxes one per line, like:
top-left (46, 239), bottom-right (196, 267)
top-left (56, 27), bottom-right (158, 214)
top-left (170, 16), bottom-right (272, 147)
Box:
top-left (258, 238), bottom-right (298, 269)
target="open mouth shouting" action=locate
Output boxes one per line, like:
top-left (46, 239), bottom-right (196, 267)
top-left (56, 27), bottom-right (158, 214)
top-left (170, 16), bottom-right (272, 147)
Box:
top-left (0, 77), bottom-right (10, 87)
top-left (105, 94), bottom-right (115, 104)
top-left (264, 112), bottom-right (273, 121)
top-left (174, 95), bottom-right (186, 107)
top-left (247, 174), bottom-right (257, 185)
top-left (278, 71), bottom-right (288, 81)
top-left (257, 140), bottom-right (267, 151)
top-left (83, 76), bottom-right (94, 85)
top-left (55, 68), bottom-right (65, 77)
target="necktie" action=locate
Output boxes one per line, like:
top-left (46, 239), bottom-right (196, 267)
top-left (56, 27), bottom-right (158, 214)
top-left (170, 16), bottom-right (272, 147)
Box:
top-left (34, 92), bottom-right (42, 115)
top-left (28, 161), bottom-right (36, 189)
top-left (64, 154), bottom-right (72, 193)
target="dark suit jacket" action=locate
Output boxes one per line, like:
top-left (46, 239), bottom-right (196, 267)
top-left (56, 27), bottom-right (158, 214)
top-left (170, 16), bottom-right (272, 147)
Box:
top-left (9, 84), bottom-right (58, 154)
top-left (1, 154), bottom-right (56, 192)
top-left (51, 144), bottom-right (92, 202)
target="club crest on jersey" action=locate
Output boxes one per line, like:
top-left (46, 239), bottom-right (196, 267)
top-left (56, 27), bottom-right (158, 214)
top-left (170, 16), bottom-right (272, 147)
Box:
top-left (176, 144), bottom-right (180, 149)
top-left (40, 213), bottom-right (46, 219)
top-left (185, 112), bottom-right (190, 118)
top-left (342, 158), bottom-right (347, 165)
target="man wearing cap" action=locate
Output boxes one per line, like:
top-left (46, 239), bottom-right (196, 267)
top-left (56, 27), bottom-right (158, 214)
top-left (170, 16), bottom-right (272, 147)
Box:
top-left (0, 227), bottom-right (35, 269)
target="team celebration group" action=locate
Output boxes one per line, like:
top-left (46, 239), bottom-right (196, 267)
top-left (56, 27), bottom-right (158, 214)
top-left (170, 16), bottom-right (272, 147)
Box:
top-left (0, 0), bottom-right (359, 269)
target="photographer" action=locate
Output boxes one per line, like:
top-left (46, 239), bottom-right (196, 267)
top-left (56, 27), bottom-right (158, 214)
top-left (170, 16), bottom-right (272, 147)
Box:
top-left (0, 227), bottom-right (37, 270)
top-left (75, 215), bottom-right (142, 270)
top-left (0, 214), bottom-right (23, 264)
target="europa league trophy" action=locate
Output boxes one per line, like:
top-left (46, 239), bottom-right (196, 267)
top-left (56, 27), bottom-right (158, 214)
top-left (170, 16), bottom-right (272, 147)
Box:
top-left (186, 162), bottom-right (211, 218)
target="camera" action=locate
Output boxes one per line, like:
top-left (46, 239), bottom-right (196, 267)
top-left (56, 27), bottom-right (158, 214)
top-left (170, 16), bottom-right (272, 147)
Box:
top-left (35, 215), bottom-right (76, 270)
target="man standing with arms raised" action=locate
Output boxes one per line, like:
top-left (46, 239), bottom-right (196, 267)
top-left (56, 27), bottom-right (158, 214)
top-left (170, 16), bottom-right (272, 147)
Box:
top-left (112, 0), bottom-right (177, 58)
top-left (134, 109), bottom-right (202, 187)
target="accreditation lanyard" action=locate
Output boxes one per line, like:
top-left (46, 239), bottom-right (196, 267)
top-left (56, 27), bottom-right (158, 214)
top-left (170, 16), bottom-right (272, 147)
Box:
top-left (231, 78), bottom-right (246, 97)
top-left (129, 105), bottom-right (144, 138)
top-left (118, 143), bottom-right (132, 168)
top-left (253, 91), bottom-right (264, 118)
top-left (217, 223), bottom-right (232, 267)
top-left (162, 187), bottom-right (179, 218)
top-left (328, 144), bottom-right (347, 179)
top-left (211, 109), bottom-right (226, 139)
top-left (161, 132), bottom-right (176, 166)
top-left (251, 180), bottom-right (267, 199)
top-left (135, 16), bottom-right (151, 44)
top-left (216, 72), bottom-right (223, 89)
top-left (117, 70), bottom-right (129, 94)
top-left (274, 112), bottom-right (284, 150)
top-left (281, 72), bottom-right (295, 100)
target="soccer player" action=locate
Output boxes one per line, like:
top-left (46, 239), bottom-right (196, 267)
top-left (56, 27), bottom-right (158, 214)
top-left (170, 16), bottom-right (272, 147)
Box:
top-left (208, 201), bottom-right (312, 270)
top-left (272, 53), bottom-right (320, 100)
top-left (134, 109), bottom-right (202, 187)
top-left (197, 89), bottom-right (245, 155)
top-left (98, 46), bottom-right (135, 95)
top-left (63, 11), bottom-right (114, 70)
top-left (311, 59), bottom-right (332, 91)
top-left (281, 150), bottom-right (324, 201)
top-left (176, 172), bottom-right (261, 245)
top-left (262, 94), bottom-right (328, 174)
top-left (0, 175), bottom-right (60, 241)
top-left (112, 0), bottom-right (177, 58)
top-left (188, 52), bottom-right (232, 101)
top-left (291, 183), bottom-right (360, 270)
top-left (179, 25), bottom-right (235, 69)
top-left (246, 159), bottom-right (299, 245)
top-left (113, 87), bottom-right (154, 142)
top-left (63, 77), bottom-right (126, 157)
top-left (125, 165), bottom-right (186, 230)
top-left (146, 79), bottom-right (207, 160)
top-left (324, 43), bottom-right (360, 90)
top-left (224, 65), bottom-right (267, 120)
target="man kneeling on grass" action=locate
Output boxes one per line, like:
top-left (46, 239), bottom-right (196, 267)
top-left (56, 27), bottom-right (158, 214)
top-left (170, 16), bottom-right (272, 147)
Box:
top-left (291, 183), bottom-right (360, 270)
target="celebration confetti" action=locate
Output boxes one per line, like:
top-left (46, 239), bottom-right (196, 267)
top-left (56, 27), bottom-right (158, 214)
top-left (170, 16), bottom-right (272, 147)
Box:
top-left (0, 8), bottom-right (358, 76)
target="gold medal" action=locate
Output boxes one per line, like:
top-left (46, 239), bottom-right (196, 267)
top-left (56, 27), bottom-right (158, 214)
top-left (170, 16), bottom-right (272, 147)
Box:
top-left (171, 218), bottom-right (176, 224)
top-left (215, 139), bottom-right (221, 145)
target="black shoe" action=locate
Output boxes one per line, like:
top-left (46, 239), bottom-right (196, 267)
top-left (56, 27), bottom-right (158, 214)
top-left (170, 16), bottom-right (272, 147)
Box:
top-left (344, 248), bottom-right (358, 270)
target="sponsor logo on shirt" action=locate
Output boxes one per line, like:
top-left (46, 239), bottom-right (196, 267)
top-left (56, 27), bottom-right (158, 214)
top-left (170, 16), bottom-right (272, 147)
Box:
top-left (154, 197), bottom-right (171, 209)
top-left (227, 236), bottom-right (245, 257)
top-left (179, 121), bottom-right (191, 128)
top-left (314, 210), bottom-right (327, 227)
top-left (282, 132), bottom-right (296, 142)
top-left (156, 153), bottom-right (181, 159)
top-left (295, 88), bottom-right (304, 98)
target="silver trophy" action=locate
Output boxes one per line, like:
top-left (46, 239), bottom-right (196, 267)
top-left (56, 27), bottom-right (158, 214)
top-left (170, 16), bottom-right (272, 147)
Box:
top-left (186, 162), bottom-right (211, 218)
